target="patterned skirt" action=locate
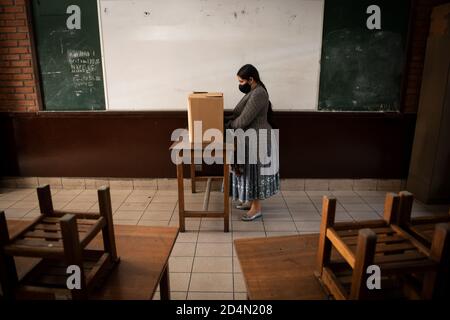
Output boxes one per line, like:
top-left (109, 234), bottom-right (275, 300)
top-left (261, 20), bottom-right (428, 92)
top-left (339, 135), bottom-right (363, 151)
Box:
top-left (226, 128), bottom-right (280, 202)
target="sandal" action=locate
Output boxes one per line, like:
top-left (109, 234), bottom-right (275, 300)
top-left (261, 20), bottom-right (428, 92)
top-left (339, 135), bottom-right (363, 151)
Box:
top-left (241, 211), bottom-right (262, 221)
top-left (236, 202), bottom-right (251, 210)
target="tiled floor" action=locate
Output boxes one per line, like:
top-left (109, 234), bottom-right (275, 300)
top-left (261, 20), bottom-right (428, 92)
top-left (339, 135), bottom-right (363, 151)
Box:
top-left (1, 187), bottom-right (449, 300)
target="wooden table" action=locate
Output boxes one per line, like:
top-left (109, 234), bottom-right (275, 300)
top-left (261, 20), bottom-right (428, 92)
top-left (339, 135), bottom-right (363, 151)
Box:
top-left (234, 234), bottom-right (328, 300)
top-left (5, 221), bottom-right (178, 300)
top-left (170, 141), bottom-right (233, 232)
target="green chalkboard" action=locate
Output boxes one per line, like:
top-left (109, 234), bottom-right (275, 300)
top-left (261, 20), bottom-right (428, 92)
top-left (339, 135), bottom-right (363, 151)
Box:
top-left (31, 0), bottom-right (105, 111)
top-left (318, 0), bottom-right (411, 111)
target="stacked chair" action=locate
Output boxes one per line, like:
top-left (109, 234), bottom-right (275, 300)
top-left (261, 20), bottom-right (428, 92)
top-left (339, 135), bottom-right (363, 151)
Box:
top-left (315, 191), bottom-right (449, 300)
top-left (0, 185), bottom-right (120, 300)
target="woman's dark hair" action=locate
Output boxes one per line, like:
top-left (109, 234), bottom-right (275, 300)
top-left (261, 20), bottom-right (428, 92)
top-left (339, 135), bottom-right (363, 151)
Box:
top-left (237, 64), bottom-right (277, 129)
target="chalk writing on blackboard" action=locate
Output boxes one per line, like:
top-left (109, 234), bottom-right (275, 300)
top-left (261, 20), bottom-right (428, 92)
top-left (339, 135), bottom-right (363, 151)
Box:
top-left (67, 49), bottom-right (102, 94)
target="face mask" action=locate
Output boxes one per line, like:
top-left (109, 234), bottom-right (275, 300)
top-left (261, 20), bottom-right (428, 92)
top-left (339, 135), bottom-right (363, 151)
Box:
top-left (239, 82), bottom-right (252, 94)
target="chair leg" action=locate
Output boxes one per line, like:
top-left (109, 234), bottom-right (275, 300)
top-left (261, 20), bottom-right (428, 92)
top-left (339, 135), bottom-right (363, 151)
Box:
top-left (316, 196), bottom-right (336, 276)
top-left (382, 193), bottom-right (401, 225)
top-left (422, 223), bottom-right (450, 299)
top-left (0, 211), bottom-right (18, 299)
top-left (37, 184), bottom-right (54, 216)
top-left (60, 214), bottom-right (87, 300)
top-left (397, 191), bottom-right (414, 226)
top-left (98, 186), bottom-right (118, 262)
top-left (350, 228), bottom-right (377, 300)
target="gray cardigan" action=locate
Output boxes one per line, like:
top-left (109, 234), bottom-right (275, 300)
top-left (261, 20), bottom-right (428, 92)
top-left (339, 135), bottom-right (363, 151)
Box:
top-left (227, 84), bottom-right (272, 130)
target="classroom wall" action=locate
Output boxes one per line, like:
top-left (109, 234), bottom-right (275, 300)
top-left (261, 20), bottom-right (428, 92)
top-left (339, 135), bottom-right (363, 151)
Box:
top-left (0, 0), bottom-right (446, 179)
top-left (1, 0), bottom-right (445, 113)
top-left (0, 0), bottom-right (41, 112)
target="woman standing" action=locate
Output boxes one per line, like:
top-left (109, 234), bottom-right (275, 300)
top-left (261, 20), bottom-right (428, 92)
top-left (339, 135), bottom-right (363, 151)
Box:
top-left (225, 64), bottom-right (280, 221)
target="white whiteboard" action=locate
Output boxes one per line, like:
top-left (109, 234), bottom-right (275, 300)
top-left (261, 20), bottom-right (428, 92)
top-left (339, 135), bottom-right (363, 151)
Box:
top-left (99, 0), bottom-right (324, 110)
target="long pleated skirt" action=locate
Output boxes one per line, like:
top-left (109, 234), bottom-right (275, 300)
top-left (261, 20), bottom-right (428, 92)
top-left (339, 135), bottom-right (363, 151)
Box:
top-left (227, 128), bottom-right (280, 203)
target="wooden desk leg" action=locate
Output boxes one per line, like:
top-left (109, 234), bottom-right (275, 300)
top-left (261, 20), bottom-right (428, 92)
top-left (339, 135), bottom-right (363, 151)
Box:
top-left (223, 153), bottom-right (230, 233)
top-left (160, 264), bottom-right (171, 300)
top-left (190, 149), bottom-right (196, 194)
top-left (177, 163), bottom-right (186, 232)
top-left (0, 211), bottom-right (18, 299)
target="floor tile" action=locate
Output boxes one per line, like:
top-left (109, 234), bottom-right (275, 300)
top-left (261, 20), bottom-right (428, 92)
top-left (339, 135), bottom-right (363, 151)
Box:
top-left (341, 203), bottom-right (374, 212)
top-left (171, 242), bottom-right (196, 257)
top-left (169, 256), bottom-right (194, 273)
top-left (137, 220), bottom-right (169, 226)
top-left (290, 211), bottom-right (321, 221)
top-left (189, 273), bottom-right (233, 292)
top-left (114, 211), bottom-right (144, 220)
top-left (169, 273), bottom-right (191, 292)
top-left (232, 232), bottom-right (266, 240)
top-left (187, 292), bottom-right (233, 300)
top-left (233, 258), bottom-right (242, 273)
top-left (196, 243), bottom-right (232, 257)
top-left (112, 220), bottom-right (138, 226)
top-left (9, 200), bottom-right (39, 209)
top-left (0, 200), bottom-right (17, 209)
top-left (141, 211), bottom-right (173, 220)
top-left (192, 257), bottom-right (233, 273)
top-left (200, 220), bottom-right (229, 231)
top-left (264, 221), bottom-right (297, 232)
top-left (198, 231), bottom-right (232, 243)
top-left (234, 292), bottom-right (248, 300)
top-left (349, 211), bottom-right (382, 220)
top-left (233, 273), bottom-right (247, 292)
top-left (231, 221), bottom-right (264, 232)
top-left (4, 208), bottom-right (32, 219)
top-left (118, 202), bottom-right (149, 211)
top-left (294, 221), bottom-right (321, 233)
top-left (176, 231), bottom-right (199, 243)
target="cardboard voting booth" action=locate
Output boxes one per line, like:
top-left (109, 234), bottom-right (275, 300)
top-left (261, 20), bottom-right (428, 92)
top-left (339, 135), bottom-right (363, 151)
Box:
top-left (188, 92), bottom-right (224, 142)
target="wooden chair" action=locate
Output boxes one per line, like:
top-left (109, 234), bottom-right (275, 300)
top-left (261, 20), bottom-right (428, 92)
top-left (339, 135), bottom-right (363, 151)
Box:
top-left (0, 184), bottom-right (120, 300)
top-left (315, 193), bottom-right (448, 300)
top-left (395, 191), bottom-right (450, 298)
top-left (397, 191), bottom-right (450, 245)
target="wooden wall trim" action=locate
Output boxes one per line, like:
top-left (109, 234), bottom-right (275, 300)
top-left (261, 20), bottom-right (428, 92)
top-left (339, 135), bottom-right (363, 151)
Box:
top-left (0, 111), bottom-right (416, 179)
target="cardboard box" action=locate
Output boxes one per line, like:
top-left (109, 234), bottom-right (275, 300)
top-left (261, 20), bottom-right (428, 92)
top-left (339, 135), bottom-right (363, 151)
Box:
top-left (188, 92), bottom-right (224, 142)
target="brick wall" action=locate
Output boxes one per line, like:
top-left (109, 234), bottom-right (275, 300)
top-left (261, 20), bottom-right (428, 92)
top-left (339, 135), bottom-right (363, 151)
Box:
top-left (402, 0), bottom-right (449, 113)
top-left (0, 0), bottom-right (39, 112)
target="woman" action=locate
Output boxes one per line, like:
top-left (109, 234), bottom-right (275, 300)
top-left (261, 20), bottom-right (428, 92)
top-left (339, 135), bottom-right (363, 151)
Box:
top-left (225, 64), bottom-right (280, 221)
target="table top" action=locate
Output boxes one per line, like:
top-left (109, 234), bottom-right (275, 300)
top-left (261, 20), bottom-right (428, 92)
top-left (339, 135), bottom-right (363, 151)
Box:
top-left (234, 234), bottom-right (328, 300)
top-left (7, 220), bottom-right (179, 300)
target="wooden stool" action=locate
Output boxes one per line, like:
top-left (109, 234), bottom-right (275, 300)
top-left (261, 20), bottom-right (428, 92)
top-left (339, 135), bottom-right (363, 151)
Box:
top-left (315, 193), bottom-right (448, 300)
top-left (0, 184), bottom-right (120, 300)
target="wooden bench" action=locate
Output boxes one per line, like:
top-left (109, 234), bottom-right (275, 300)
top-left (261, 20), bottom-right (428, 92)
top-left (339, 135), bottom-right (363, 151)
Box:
top-left (315, 193), bottom-right (449, 300)
top-left (0, 184), bottom-right (119, 299)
